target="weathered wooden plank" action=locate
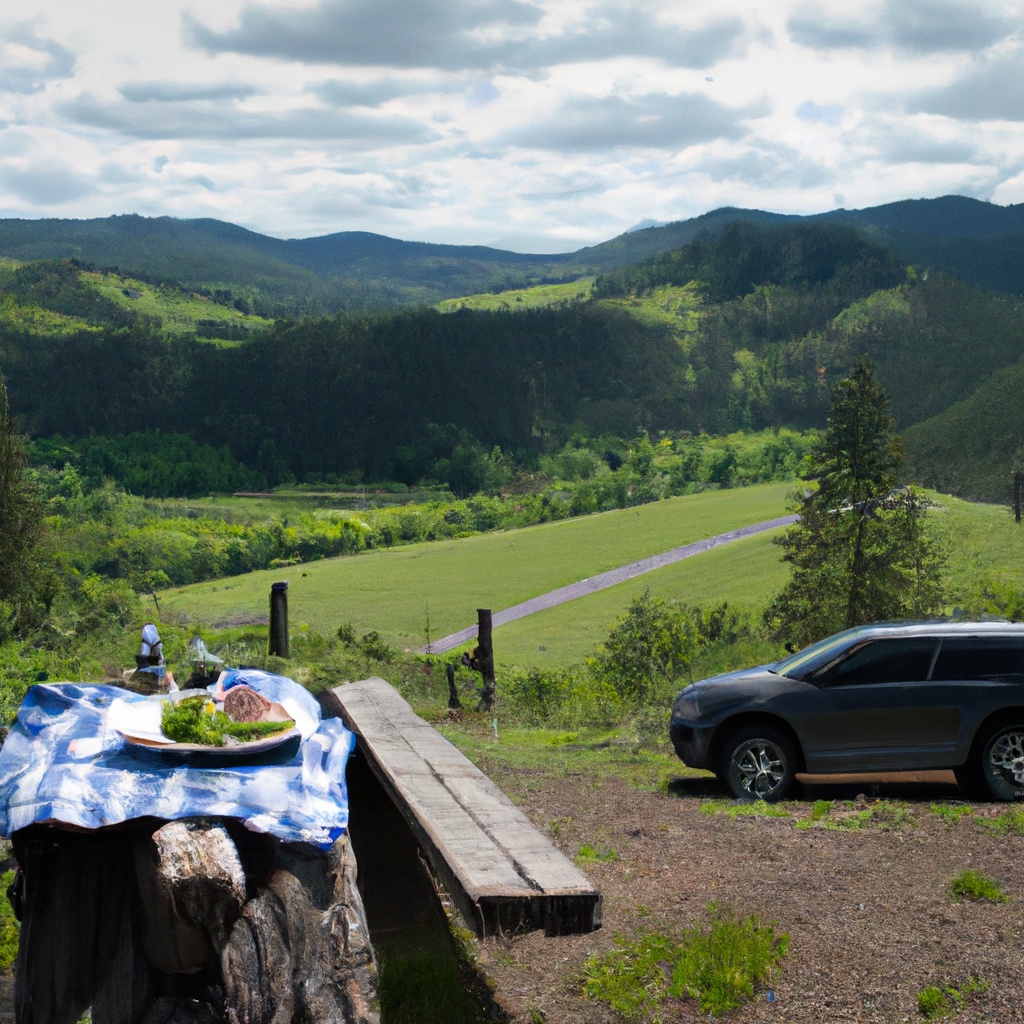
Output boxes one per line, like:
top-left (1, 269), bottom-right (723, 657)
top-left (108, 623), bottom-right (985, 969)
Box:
top-left (332, 678), bottom-right (601, 936)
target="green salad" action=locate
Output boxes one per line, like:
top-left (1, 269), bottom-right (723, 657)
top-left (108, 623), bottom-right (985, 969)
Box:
top-left (161, 694), bottom-right (294, 746)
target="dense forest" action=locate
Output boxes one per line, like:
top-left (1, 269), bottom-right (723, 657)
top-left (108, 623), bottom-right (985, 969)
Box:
top-left (2, 215), bottom-right (1024, 502)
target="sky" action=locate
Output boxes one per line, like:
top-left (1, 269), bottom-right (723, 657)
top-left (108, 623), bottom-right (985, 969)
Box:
top-left (2, 0), bottom-right (1024, 252)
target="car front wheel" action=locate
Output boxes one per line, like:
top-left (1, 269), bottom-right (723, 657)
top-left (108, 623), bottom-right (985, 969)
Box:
top-left (979, 723), bottom-right (1024, 801)
top-left (722, 725), bottom-right (797, 802)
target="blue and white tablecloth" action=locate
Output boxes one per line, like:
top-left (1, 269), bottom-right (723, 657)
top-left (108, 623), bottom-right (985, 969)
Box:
top-left (0, 670), bottom-right (354, 849)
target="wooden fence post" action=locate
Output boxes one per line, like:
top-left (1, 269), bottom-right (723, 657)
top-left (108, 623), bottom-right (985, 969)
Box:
top-left (476, 609), bottom-right (495, 713)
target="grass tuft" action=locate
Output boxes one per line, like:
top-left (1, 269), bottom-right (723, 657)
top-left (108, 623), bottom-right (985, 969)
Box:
top-left (582, 902), bottom-right (788, 1018)
top-left (946, 869), bottom-right (1007, 904)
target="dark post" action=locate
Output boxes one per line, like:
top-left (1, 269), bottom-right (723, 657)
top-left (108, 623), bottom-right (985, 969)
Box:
top-left (269, 581), bottom-right (289, 658)
top-left (445, 663), bottom-right (462, 710)
top-left (1015, 470), bottom-right (1022, 525)
top-left (476, 609), bottom-right (495, 713)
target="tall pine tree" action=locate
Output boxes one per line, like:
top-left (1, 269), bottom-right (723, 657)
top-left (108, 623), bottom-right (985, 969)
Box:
top-left (0, 376), bottom-right (42, 618)
top-left (765, 356), bottom-right (944, 648)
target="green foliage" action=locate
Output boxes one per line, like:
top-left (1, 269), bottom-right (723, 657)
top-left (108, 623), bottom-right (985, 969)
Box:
top-left (931, 804), bottom-right (975, 825)
top-left (582, 904), bottom-right (788, 1019)
top-left (979, 807), bottom-right (1024, 835)
top-left (946, 870), bottom-right (1007, 904)
top-left (591, 591), bottom-right (747, 707)
top-left (916, 977), bottom-right (987, 1019)
top-left (31, 432), bottom-right (267, 498)
top-left (160, 694), bottom-right (294, 745)
top-left (699, 799), bottom-right (791, 820)
top-left (0, 869), bottom-right (19, 970)
top-left (0, 376), bottom-right (45, 628)
top-left (765, 357), bottom-right (945, 647)
top-left (575, 844), bottom-right (618, 864)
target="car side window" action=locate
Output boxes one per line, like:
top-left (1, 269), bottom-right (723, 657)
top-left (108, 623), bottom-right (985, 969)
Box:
top-left (931, 638), bottom-right (1024, 681)
top-left (812, 638), bottom-right (939, 686)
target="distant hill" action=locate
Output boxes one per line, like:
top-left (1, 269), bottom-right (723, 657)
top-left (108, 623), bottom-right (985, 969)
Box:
top-left (5, 196), bottom-right (1024, 312)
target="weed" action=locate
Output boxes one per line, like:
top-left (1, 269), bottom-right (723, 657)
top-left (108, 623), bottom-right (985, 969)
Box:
top-left (980, 807), bottom-right (1024, 835)
top-left (582, 903), bottom-right (788, 1019)
top-left (931, 803), bottom-right (975, 825)
top-left (795, 799), bottom-right (834, 829)
top-left (582, 929), bottom-right (677, 1020)
top-left (699, 799), bottom-right (792, 820)
top-left (576, 844), bottom-right (619, 865)
top-left (916, 977), bottom-right (987, 1018)
top-left (547, 816), bottom-right (573, 838)
top-left (946, 869), bottom-right (1008, 904)
top-left (800, 799), bottom-right (916, 831)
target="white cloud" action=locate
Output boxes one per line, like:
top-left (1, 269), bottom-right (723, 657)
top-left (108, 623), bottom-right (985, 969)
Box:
top-left (0, 0), bottom-right (1020, 248)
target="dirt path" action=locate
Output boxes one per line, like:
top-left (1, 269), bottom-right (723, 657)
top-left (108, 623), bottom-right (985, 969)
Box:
top-left (424, 515), bottom-right (797, 653)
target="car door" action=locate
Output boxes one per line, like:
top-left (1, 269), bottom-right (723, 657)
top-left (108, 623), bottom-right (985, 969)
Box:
top-left (927, 637), bottom-right (1024, 759)
top-left (775, 636), bottom-right (960, 772)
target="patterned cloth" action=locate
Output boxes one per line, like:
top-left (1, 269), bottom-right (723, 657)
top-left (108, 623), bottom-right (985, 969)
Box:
top-left (0, 671), bottom-right (354, 849)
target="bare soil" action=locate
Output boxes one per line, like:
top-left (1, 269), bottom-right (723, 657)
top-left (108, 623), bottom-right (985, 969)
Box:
top-left (471, 765), bottom-right (1024, 1024)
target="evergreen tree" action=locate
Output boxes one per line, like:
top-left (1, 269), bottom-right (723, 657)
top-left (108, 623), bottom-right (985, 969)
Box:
top-left (0, 376), bottom-right (43, 620)
top-left (764, 356), bottom-right (944, 648)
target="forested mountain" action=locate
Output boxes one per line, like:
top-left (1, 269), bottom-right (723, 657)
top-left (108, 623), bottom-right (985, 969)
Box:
top-left (4, 196), bottom-right (1024, 313)
top-left (4, 212), bottom-right (1024, 502)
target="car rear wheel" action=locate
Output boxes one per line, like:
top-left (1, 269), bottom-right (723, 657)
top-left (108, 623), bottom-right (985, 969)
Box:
top-left (978, 723), bottom-right (1024, 801)
top-left (722, 725), bottom-right (797, 802)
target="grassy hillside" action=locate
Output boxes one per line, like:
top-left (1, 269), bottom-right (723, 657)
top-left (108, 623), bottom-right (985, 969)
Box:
top-left (160, 485), bottom-right (1024, 670)
top-left (0, 259), bottom-right (271, 342)
top-left (902, 358), bottom-right (1024, 503)
top-left (436, 278), bottom-right (593, 312)
top-left (161, 483), bottom-right (793, 655)
top-left (84, 270), bottom-right (271, 342)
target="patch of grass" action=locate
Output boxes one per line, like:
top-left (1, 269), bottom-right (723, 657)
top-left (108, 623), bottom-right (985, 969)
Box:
top-left (979, 807), bottom-right (1024, 835)
top-left (916, 977), bottom-right (987, 1019)
top-left (699, 799), bottom-right (792, 820)
top-left (377, 947), bottom-right (485, 1024)
top-left (436, 278), bottom-right (594, 312)
top-left (576, 844), bottom-right (618, 865)
top-left (797, 799), bottom-right (916, 831)
top-left (931, 803), bottom-right (975, 825)
top-left (795, 799), bottom-right (834, 829)
top-left (946, 870), bottom-right (1008, 904)
top-left (442, 723), bottom-right (682, 794)
top-left (582, 903), bottom-right (788, 1019)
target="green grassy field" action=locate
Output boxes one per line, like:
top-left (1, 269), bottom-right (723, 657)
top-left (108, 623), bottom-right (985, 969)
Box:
top-left (85, 270), bottom-right (271, 342)
top-left (436, 278), bottom-right (593, 312)
top-left (162, 483), bottom-right (793, 655)
top-left (159, 484), bottom-right (1024, 670)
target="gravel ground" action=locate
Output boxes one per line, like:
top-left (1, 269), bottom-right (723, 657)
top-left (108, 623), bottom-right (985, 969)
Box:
top-left (471, 765), bottom-right (1024, 1024)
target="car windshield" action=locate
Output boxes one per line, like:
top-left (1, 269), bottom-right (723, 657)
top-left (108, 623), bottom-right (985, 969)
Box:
top-left (771, 627), bottom-right (867, 680)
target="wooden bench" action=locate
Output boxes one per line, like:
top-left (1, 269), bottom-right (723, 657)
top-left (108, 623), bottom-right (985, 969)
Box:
top-left (330, 678), bottom-right (601, 937)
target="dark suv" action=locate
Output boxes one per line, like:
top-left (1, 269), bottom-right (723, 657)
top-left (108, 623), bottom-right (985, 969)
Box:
top-left (669, 621), bottom-right (1024, 801)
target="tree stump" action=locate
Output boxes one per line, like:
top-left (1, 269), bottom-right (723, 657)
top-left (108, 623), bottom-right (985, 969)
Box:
top-left (9, 819), bottom-right (378, 1024)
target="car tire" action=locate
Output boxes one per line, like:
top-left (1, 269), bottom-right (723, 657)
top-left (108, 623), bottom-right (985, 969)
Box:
top-left (722, 725), bottom-right (798, 802)
top-left (977, 722), bottom-right (1024, 801)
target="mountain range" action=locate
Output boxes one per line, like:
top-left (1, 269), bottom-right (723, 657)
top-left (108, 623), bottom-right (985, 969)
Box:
top-left (2, 195), bottom-right (1024, 311)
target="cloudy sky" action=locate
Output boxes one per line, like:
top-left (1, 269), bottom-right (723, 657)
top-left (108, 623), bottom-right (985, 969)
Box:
top-left (1, 0), bottom-right (1023, 251)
